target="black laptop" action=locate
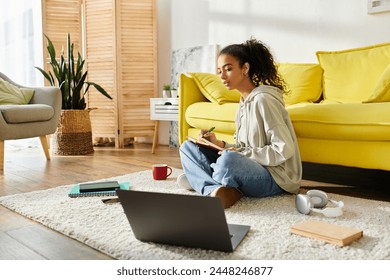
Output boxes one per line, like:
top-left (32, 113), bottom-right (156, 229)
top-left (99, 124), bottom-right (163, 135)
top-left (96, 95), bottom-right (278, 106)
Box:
top-left (116, 189), bottom-right (250, 252)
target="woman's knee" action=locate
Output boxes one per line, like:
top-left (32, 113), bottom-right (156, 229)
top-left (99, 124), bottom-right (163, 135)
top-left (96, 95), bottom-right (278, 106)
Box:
top-left (211, 151), bottom-right (242, 177)
top-left (216, 150), bottom-right (244, 167)
top-left (179, 140), bottom-right (195, 154)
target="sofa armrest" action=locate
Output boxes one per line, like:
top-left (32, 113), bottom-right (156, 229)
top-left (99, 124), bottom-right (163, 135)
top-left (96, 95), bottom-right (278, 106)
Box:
top-left (179, 73), bottom-right (208, 144)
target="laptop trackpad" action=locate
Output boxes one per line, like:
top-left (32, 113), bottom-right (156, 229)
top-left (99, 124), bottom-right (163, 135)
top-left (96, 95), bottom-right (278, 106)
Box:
top-left (228, 223), bottom-right (250, 250)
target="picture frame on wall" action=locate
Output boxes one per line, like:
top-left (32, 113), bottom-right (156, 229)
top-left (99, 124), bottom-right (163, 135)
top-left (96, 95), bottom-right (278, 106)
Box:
top-left (367, 0), bottom-right (390, 14)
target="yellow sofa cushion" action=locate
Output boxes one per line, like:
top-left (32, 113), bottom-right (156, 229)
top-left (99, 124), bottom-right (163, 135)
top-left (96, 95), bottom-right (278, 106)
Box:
top-left (0, 78), bottom-right (34, 105)
top-left (185, 102), bottom-right (238, 133)
top-left (278, 63), bottom-right (323, 105)
top-left (189, 72), bottom-right (241, 104)
top-left (316, 42), bottom-right (390, 103)
top-left (287, 102), bottom-right (390, 141)
top-left (363, 64), bottom-right (390, 103)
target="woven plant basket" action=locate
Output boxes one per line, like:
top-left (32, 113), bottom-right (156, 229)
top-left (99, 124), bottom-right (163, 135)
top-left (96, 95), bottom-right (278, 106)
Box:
top-left (51, 110), bottom-right (94, 155)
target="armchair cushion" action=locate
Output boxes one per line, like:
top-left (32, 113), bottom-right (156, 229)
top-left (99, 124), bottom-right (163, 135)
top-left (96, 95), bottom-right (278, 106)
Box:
top-left (0, 78), bottom-right (34, 105)
top-left (0, 104), bottom-right (54, 124)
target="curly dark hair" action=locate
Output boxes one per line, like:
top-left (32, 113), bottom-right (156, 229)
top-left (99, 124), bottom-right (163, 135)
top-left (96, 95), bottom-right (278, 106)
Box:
top-left (219, 37), bottom-right (285, 91)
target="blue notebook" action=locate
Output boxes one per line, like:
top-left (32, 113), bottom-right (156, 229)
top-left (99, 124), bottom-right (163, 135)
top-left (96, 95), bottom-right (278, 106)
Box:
top-left (68, 181), bottom-right (130, 198)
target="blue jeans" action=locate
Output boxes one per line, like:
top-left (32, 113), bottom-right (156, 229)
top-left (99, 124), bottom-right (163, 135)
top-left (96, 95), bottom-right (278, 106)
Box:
top-left (179, 141), bottom-right (285, 197)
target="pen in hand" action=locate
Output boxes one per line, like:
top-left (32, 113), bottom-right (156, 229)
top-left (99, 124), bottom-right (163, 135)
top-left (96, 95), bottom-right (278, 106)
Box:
top-left (202, 127), bottom-right (215, 138)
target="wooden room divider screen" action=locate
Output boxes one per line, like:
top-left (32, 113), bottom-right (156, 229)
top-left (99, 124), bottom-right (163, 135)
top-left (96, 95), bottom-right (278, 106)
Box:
top-left (42, 0), bottom-right (157, 148)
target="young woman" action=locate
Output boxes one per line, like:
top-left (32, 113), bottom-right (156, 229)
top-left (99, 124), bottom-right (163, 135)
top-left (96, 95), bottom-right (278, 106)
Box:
top-left (178, 38), bottom-right (302, 208)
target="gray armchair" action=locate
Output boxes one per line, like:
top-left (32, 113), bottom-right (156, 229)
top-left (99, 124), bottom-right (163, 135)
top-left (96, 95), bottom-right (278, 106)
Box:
top-left (0, 72), bottom-right (62, 172)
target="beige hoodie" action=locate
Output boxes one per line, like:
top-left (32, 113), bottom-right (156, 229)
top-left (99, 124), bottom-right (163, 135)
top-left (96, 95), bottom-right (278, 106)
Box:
top-left (227, 85), bottom-right (302, 193)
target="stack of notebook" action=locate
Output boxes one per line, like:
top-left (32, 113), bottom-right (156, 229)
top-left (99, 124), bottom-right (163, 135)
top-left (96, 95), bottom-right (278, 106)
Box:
top-left (68, 180), bottom-right (130, 198)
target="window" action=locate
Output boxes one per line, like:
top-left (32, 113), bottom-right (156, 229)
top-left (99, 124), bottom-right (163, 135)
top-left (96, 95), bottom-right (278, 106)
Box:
top-left (0, 0), bottom-right (43, 86)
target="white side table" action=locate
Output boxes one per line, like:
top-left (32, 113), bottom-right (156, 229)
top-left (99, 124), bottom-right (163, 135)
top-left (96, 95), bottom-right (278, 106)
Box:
top-left (150, 98), bottom-right (179, 153)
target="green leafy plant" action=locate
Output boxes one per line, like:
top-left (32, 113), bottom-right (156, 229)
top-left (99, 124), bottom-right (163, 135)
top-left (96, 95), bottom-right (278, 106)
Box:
top-left (35, 33), bottom-right (112, 110)
top-left (163, 84), bottom-right (171, 90)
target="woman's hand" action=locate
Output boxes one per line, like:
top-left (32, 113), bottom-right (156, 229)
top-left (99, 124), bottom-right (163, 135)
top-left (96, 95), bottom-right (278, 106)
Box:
top-left (199, 129), bottom-right (217, 142)
top-left (198, 129), bottom-right (227, 149)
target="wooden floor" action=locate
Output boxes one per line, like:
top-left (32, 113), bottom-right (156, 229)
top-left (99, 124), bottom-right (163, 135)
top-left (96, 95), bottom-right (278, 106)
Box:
top-left (0, 141), bottom-right (181, 260)
top-left (1, 139), bottom-right (389, 259)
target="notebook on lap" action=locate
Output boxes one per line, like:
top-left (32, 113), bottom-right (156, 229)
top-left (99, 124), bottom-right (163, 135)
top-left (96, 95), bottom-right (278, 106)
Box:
top-left (116, 189), bottom-right (250, 252)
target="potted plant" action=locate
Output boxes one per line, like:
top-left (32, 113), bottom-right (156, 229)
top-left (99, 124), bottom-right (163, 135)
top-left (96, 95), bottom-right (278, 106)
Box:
top-left (162, 84), bottom-right (171, 98)
top-left (36, 33), bottom-right (113, 155)
top-left (170, 87), bottom-right (178, 98)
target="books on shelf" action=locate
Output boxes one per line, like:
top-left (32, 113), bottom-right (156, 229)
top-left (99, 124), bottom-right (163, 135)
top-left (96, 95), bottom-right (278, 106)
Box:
top-left (69, 181), bottom-right (130, 198)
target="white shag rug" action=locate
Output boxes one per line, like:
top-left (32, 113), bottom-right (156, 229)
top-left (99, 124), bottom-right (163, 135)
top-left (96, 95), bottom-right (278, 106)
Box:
top-left (1, 168), bottom-right (389, 260)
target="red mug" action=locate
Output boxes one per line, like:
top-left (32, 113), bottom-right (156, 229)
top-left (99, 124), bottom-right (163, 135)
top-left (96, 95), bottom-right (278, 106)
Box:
top-left (152, 164), bottom-right (172, 180)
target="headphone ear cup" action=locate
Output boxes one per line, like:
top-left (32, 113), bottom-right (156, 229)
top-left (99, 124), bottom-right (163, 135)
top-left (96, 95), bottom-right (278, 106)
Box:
top-left (295, 194), bottom-right (313, 215)
top-left (307, 190), bottom-right (328, 208)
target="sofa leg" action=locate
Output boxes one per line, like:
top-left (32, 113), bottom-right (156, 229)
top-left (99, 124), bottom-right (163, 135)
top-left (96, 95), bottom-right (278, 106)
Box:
top-left (0, 140), bottom-right (4, 172)
top-left (39, 135), bottom-right (51, 160)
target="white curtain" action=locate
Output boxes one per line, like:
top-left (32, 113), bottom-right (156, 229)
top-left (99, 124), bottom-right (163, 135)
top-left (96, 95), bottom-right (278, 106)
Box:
top-left (0, 0), bottom-right (43, 86)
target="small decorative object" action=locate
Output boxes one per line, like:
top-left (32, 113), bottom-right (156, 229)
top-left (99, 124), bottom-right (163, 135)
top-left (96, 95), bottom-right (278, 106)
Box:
top-left (162, 84), bottom-right (171, 98)
top-left (36, 33), bottom-right (113, 155)
top-left (170, 88), bottom-right (178, 98)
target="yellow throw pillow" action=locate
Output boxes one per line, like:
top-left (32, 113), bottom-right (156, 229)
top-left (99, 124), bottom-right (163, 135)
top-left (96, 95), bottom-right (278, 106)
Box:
top-left (278, 63), bottom-right (323, 105)
top-left (364, 64), bottom-right (390, 103)
top-left (0, 78), bottom-right (34, 105)
top-left (316, 42), bottom-right (390, 103)
top-left (189, 72), bottom-right (241, 104)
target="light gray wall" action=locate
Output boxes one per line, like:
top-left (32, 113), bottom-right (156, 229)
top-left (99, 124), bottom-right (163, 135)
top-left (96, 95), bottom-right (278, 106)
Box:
top-left (156, 0), bottom-right (390, 144)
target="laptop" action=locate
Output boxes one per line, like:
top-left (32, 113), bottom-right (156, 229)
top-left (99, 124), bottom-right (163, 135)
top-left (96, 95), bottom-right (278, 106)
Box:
top-left (116, 189), bottom-right (250, 252)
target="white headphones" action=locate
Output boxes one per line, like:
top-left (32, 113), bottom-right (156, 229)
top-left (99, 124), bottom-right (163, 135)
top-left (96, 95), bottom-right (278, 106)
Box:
top-left (295, 190), bottom-right (344, 217)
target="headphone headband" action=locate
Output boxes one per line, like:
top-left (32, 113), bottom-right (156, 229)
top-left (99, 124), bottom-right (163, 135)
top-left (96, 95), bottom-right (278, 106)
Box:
top-left (295, 190), bottom-right (344, 217)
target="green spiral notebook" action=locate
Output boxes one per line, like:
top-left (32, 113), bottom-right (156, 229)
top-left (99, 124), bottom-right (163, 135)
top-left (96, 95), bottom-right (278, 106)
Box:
top-left (68, 181), bottom-right (130, 198)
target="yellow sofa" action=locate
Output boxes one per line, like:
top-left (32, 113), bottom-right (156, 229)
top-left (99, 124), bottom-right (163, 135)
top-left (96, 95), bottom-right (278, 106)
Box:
top-left (179, 42), bottom-right (390, 171)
